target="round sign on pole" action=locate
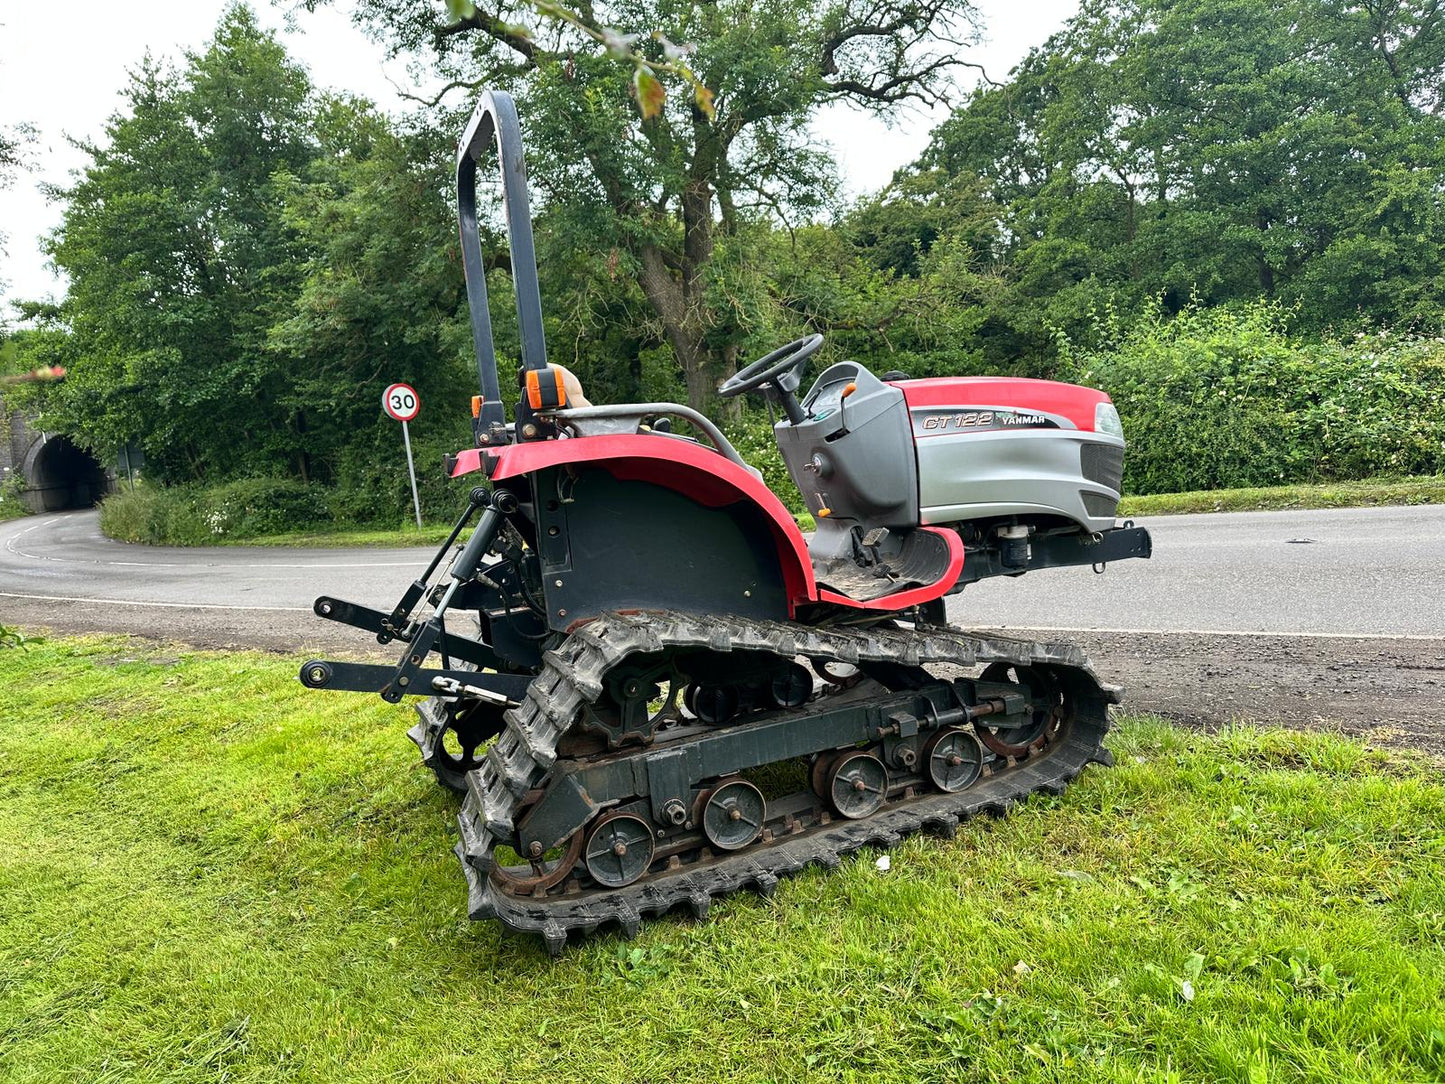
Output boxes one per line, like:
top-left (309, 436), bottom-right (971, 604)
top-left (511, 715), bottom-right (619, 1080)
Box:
top-left (382, 382), bottom-right (421, 422)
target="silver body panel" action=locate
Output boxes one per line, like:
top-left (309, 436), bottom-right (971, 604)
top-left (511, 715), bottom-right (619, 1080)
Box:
top-left (915, 425), bottom-right (1125, 533)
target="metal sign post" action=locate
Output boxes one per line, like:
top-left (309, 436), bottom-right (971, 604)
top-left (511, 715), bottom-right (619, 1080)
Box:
top-left (382, 382), bottom-right (423, 529)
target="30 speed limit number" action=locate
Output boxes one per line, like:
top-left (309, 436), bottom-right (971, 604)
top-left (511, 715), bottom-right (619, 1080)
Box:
top-left (382, 382), bottom-right (420, 422)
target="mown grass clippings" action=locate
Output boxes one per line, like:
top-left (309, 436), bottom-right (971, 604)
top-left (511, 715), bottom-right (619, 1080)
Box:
top-left (1, 639), bottom-right (1443, 1082)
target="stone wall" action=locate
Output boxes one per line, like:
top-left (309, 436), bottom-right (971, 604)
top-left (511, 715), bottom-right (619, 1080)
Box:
top-left (0, 397), bottom-right (110, 512)
top-left (1, 402), bottom-right (39, 511)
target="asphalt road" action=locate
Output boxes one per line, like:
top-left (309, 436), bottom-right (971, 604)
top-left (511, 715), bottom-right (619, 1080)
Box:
top-left (953, 503), bottom-right (1445, 638)
top-left (4, 504), bottom-right (1443, 636)
top-left (4, 506), bottom-right (1443, 750)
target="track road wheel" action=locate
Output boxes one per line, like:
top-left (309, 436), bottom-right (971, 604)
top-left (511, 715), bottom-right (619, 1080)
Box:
top-left (701, 779), bottom-right (766, 851)
top-left (826, 751), bottom-right (889, 819)
top-left (768, 662), bottom-right (813, 709)
top-left (584, 812), bottom-right (655, 888)
top-left (974, 663), bottom-right (1060, 758)
top-left (923, 728), bottom-right (985, 793)
top-left (810, 750), bottom-right (840, 800)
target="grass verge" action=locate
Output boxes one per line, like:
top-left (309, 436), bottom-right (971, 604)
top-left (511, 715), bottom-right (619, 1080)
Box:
top-left (233, 513), bottom-right (818, 547)
top-left (209, 523), bottom-right (457, 548)
top-left (2, 636), bottom-right (1443, 1081)
top-left (1119, 475), bottom-right (1445, 517)
top-left (99, 474), bottom-right (1442, 549)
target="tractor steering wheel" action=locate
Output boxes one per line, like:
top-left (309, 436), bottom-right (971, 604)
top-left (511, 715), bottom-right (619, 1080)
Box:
top-left (717, 334), bottom-right (823, 399)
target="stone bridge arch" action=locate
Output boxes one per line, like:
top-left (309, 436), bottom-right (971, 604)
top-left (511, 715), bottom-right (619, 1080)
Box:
top-left (2, 401), bottom-right (111, 512)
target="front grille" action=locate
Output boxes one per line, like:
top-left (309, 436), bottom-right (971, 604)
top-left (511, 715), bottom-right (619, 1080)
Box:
top-left (1081, 491), bottom-right (1120, 519)
top-left (1080, 442), bottom-right (1124, 492)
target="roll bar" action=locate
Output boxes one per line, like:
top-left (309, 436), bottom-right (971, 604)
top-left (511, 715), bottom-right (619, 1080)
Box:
top-left (456, 90), bottom-right (548, 440)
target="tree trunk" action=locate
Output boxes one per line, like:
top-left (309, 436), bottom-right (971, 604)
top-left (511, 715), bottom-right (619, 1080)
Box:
top-left (636, 242), bottom-right (723, 415)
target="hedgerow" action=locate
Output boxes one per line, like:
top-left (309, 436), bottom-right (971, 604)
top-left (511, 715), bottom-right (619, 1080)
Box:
top-left (1060, 303), bottom-right (1445, 494)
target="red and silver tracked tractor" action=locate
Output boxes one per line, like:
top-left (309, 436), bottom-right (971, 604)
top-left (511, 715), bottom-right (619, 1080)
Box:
top-left (300, 91), bottom-right (1152, 953)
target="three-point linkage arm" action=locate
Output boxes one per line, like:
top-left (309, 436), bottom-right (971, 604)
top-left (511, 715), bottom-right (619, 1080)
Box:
top-left (300, 487), bottom-right (524, 704)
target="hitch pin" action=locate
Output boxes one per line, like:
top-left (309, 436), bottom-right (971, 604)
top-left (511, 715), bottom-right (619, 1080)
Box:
top-left (431, 676), bottom-right (518, 708)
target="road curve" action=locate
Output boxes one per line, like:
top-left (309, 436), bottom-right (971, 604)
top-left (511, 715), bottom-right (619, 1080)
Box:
top-left (3, 506), bottom-right (1443, 753)
top-left (0, 510), bottom-right (430, 653)
top-left (4, 504), bottom-right (1443, 635)
top-left (2, 508), bottom-right (1445, 641)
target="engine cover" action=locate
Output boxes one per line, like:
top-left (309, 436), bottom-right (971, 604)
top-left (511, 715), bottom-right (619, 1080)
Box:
top-left (894, 376), bottom-right (1125, 534)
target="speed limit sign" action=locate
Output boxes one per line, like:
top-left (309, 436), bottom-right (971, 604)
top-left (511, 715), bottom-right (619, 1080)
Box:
top-left (382, 382), bottom-right (423, 527)
top-left (382, 382), bottom-right (420, 422)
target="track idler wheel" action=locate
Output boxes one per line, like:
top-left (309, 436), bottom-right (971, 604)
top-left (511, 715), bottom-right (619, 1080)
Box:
top-left (922, 728), bottom-right (985, 793)
top-left (700, 779), bottom-right (766, 851)
top-left (583, 812), bottom-right (655, 888)
top-left (434, 701), bottom-right (504, 782)
top-left (974, 663), bottom-right (1061, 758)
top-left (825, 750), bottom-right (889, 819)
top-left (490, 798), bottom-right (584, 895)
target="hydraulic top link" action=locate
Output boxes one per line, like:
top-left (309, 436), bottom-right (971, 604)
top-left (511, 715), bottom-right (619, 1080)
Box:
top-left (385, 487), bottom-right (495, 636)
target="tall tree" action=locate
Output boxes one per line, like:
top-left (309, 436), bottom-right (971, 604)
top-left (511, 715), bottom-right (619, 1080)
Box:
top-left (915, 0), bottom-right (1445, 334)
top-left (268, 96), bottom-right (478, 501)
top-left (342, 0), bottom-right (982, 411)
top-left (43, 4), bottom-right (319, 480)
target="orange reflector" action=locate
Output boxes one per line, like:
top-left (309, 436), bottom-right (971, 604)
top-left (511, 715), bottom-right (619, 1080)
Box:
top-left (470, 395), bottom-right (483, 418)
top-left (525, 367), bottom-right (568, 410)
top-left (842, 382), bottom-right (857, 398)
top-left (817, 506), bottom-right (831, 517)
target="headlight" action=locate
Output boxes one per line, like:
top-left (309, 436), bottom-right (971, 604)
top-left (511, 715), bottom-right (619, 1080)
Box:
top-left (1094, 401), bottom-right (1124, 439)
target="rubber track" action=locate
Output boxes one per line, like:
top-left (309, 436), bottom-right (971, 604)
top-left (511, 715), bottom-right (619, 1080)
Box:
top-left (409, 697), bottom-right (469, 793)
top-left (408, 615), bottom-right (487, 793)
top-left (453, 610), bottom-right (1118, 954)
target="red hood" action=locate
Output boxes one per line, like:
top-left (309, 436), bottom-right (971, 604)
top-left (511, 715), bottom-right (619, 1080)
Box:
top-left (890, 376), bottom-right (1109, 432)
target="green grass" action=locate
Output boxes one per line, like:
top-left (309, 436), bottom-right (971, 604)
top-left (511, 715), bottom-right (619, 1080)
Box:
top-left (200, 515), bottom-right (820, 548)
top-left (209, 522), bottom-right (457, 548)
top-left (2, 637), bottom-right (1444, 1082)
top-left (0, 500), bottom-right (29, 524)
top-left (105, 474), bottom-right (1441, 550)
top-left (1119, 475), bottom-right (1445, 517)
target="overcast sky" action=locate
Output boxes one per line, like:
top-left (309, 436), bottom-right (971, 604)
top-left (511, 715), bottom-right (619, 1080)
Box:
top-left (0, 0), bottom-right (1078, 312)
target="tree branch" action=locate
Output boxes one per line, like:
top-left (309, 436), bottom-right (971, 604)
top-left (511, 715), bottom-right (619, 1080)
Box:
top-left (437, 8), bottom-right (542, 61)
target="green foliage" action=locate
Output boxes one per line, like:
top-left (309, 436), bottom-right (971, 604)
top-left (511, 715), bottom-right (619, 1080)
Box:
top-left (25, 0), bottom-right (1445, 520)
top-left (911, 0), bottom-right (1445, 341)
top-left (40, 6), bottom-right (316, 479)
top-left (1119, 475), bottom-right (1445, 517)
top-left (4, 639), bottom-right (1445, 1080)
top-left (99, 477), bottom-right (333, 545)
top-left (348, 0), bottom-right (980, 413)
top-left (0, 625), bottom-right (39, 649)
top-left (1061, 302), bottom-right (1445, 494)
top-left (34, 4), bottom-right (485, 517)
